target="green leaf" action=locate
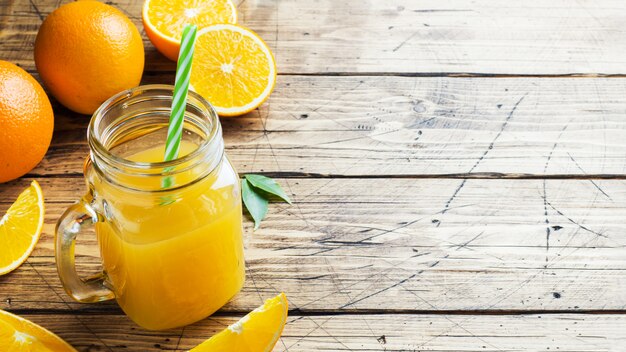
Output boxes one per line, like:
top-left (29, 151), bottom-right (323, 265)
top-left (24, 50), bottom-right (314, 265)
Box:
top-left (242, 179), bottom-right (269, 230)
top-left (244, 174), bottom-right (292, 204)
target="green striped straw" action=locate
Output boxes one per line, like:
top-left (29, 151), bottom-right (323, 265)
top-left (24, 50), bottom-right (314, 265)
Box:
top-left (164, 24), bottom-right (198, 162)
top-left (162, 24), bottom-right (197, 190)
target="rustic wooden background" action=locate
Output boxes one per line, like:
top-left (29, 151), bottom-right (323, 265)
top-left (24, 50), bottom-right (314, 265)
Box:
top-left (2, 0), bottom-right (626, 350)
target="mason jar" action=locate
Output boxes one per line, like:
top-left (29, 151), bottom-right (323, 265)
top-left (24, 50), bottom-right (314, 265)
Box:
top-left (55, 85), bottom-right (245, 330)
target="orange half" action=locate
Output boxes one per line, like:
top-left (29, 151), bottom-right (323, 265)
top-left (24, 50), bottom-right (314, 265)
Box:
top-left (142, 0), bottom-right (237, 61)
top-left (190, 24), bottom-right (277, 116)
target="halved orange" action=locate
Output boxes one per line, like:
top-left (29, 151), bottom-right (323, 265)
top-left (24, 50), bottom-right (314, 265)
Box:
top-left (142, 0), bottom-right (237, 61)
top-left (0, 309), bottom-right (77, 351)
top-left (191, 293), bottom-right (288, 352)
top-left (0, 180), bottom-right (44, 276)
top-left (190, 24), bottom-right (277, 116)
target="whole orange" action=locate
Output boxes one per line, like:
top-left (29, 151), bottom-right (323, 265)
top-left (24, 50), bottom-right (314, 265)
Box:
top-left (34, 1), bottom-right (144, 115)
top-left (0, 61), bottom-right (54, 183)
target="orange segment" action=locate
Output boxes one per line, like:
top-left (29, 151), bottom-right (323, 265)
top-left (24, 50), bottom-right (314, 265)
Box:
top-left (191, 24), bottom-right (277, 116)
top-left (143, 0), bottom-right (237, 61)
top-left (0, 310), bottom-right (76, 351)
top-left (0, 181), bottom-right (44, 276)
top-left (191, 293), bottom-right (288, 352)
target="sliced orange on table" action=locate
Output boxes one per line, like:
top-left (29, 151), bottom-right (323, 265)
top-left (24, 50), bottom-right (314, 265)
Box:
top-left (190, 24), bottom-right (277, 116)
top-left (142, 0), bottom-right (276, 116)
top-left (0, 180), bottom-right (44, 276)
top-left (0, 309), bottom-right (76, 351)
top-left (143, 0), bottom-right (237, 61)
top-left (191, 293), bottom-right (288, 352)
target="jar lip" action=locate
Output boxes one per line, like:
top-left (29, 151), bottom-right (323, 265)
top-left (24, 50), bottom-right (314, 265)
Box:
top-left (88, 84), bottom-right (220, 171)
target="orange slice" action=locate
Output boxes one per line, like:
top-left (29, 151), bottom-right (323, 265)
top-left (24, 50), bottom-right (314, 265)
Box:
top-left (0, 180), bottom-right (44, 276)
top-left (191, 293), bottom-right (288, 352)
top-left (0, 310), bottom-right (77, 351)
top-left (142, 0), bottom-right (237, 61)
top-left (190, 24), bottom-right (277, 116)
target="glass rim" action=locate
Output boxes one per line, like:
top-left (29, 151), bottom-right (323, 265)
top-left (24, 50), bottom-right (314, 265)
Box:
top-left (87, 84), bottom-right (221, 171)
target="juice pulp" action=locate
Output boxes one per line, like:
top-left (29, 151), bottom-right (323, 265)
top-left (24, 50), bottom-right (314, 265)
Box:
top-left (92, 141), bottom-right (245, 330)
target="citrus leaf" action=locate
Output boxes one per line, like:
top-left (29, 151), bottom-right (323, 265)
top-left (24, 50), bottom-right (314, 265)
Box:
top-left (242, 179), bottom-right (268, 230)
top-left (244, 174), bottom-right (292, 204)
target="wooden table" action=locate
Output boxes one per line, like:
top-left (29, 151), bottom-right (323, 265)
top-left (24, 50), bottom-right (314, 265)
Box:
top-left (2, 0), bottom-right (626, 350)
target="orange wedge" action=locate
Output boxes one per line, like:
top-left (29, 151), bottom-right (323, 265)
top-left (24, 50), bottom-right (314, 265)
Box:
top-left (0, 310), bottom-right (77, 351)
top-left (191, 293), bottom-right (288, 352)
top-left (0, 181), bottom-right (44, 276)
top-left (190, 24), bottom-right (277, 116)
top-left (142, 0), bottom-right (237, 61)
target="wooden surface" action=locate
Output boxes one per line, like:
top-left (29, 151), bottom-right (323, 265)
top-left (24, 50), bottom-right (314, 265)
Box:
top-left (1, 0), bottom-right (626, 351)
top-left (3, 177), bottom-right (626, 313)
top-left (30, 75), bottom-right (626, 176)
top-left (4, 0), bottom-right (626, 74)
top-left (16, 313), bottom-right (626, 351)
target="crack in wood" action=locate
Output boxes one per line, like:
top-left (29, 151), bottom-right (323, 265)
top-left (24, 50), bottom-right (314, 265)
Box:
top-left (542, 125), bottom-right (568, 264)
top-left (567, 152), bottom-right (613, 200)
top-left (441, 94), bottom-right (528, 217)
top-left (545, 201), bottom-right (608, 239)
top-left (27, 0), bottom-right (43, 21)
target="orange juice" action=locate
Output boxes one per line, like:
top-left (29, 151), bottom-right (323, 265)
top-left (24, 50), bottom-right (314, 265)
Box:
top-left (92, 141), bottom-right (245, 330)
top-left (55, 86), bottom-right (243, 331)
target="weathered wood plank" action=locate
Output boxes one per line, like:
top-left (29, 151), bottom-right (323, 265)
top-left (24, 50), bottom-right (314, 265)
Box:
top-left (13, 313), bottom-right (626, 351)
top-left (3, 0), bottom-right (626, 74)
top-left (28, 75), bottom-right (626, 176)
top-left (2, 177), bottom-right (625, 312)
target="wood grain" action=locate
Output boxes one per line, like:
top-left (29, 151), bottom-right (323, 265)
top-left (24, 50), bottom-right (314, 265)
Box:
top-left (27, 75), bottom-right (626, 177)
top-left (2, 0), bottom-right (626, 350)
top-left (2, 177), bottom-right (625, 312)
top-left (2, 0), bottom-right (626, 74)
top-left (14, 313), bottom-right (626, 351)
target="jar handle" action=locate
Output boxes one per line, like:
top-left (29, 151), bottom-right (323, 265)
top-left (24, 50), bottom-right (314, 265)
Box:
top-left (55, 197), bottom-right (114, 303)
